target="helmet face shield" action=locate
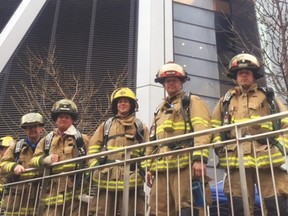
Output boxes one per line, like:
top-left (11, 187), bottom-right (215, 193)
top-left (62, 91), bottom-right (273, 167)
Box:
top-left (228, 53), bottom-right (262, 79)
top-left (21, 112), bottom-right (45, 129)
top-left (110, 88), bottom-right (138, 115)
top-left (155, 62), bottom-right (190, 84)
top-left (51, 99), bottom-right (78, 121)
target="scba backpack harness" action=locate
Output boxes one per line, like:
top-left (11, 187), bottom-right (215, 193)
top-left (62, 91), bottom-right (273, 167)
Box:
top-left (150, 92), bottom-right (194, 149)
top-left (100, 117), bottom-right (145, 165)
top-left (100, 117), bottom-right (145, 177)
top-left (221, 87), bottom-right (280, 141)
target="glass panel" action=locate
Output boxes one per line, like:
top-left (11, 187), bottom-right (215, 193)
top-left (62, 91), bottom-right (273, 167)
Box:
top-left (174, 0), bottom-right (214, 10)
top-left (173, 3), bottom-right (215, 28)
top-left (183, 76), bottom-right (220, 99)
top-left (174, 38), bottom-right (218, 62)
top-left (175, 55), bottom-right (219, 79)
top-left (174, 21), bottom-right (216, 44)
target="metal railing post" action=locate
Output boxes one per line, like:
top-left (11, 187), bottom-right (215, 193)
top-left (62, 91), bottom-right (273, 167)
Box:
top-left (122, 150), bottom-right (131, 216)
top-left (37, 167), bottom-right (50, 215)
top-left (235, 126), bottom-right (250, 215)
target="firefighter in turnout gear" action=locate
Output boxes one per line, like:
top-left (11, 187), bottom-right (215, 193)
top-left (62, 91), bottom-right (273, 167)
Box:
top-left (211, 53), bottom-right (288, 215)
top-left (146, 62), bottom-right (212, 216)
top-left (0, 136), bottom-right (15, 212)
top-left (29, 99), bottom-right (89, 216)
top-left (0, 112), bottom-right (44, 215)
top-left (88, 87), bottom-right (149, 216)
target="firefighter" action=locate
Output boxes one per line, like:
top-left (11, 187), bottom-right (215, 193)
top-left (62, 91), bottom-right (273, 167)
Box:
top-left (146, 62), bottom-right (212, 216)
top-left (0, 112), bottom-right (44, 215)
top-left (29, 99), bottom-right (89, 216)
top-left (211, 53), bottom-right (288, 215)
top-left (0, 136), bottom-right (15, 211)
top-left (88, 87), bottom-right (149, 216)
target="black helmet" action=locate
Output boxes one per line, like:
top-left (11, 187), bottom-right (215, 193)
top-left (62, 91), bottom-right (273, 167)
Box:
top-left (51, 99), bottom-right (78, 121)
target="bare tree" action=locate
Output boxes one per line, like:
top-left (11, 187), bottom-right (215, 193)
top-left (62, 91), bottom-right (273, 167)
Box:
top-left (7, 47), bottom-right (129, 136)
top-left (220, 0), bottom-right (288, 101)
top-left (255, 0), bottom-right (288, 101)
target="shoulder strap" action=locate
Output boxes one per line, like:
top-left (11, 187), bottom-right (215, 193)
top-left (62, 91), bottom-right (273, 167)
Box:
top-left (220, 90), bottom-right (234, 141)
top-left (181, 92), bottom-right (193, 133)
top-left (134, 118), bottom-right (144, 143)
top-left (14, 139), bottom-right (25, 163)
top-left (45, 130), bottom-right (86, 157)
top-left (102, 117), bottom-right (114, 151)
top-left (258, 87), bottom-right (280, 130)
top-left (222, 90), bottom-right (234, 125)
top-left (74, 129), bottom-right (86, 156)
top-left (44, 131), bottom-right (54, 156)
top-left (149, 108), bottom-right (159, 141)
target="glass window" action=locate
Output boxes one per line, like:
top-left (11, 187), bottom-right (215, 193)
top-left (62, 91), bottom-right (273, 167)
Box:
top-left (174, 0), bottom-right (214, 11)
top-left (175, 55), bottom-right (219, 79)
top-left (183, 76), bottom-right (220, 99)
top-left (173, 3), bottom-right (215, 28)
top-left (174, 21), bottom-right (216, 45)
top-left (174, 38), bottom-right (218, 62)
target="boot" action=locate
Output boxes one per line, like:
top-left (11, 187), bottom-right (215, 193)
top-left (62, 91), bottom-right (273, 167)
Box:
top-left (230, 196), bottom-right (244, 216)
top-left (178, 207), bottom-right (199, 216)
top-left (264, 196), bottom-right (288, 216)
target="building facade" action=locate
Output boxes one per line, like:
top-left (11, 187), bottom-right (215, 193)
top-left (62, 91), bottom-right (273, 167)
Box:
top-left (0, 0), bottom-right (261, 138)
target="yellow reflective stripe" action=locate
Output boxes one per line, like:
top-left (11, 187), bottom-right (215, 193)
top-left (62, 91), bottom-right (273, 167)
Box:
top-left (42, 193), bottom-right (64, 205)
top-left (156, 121), bottom-right (193, 134)
top-left (88, 145), bottom-right (100, 154)
top-left (106, 146), bottom-right (143, 158)
top-left (211, 119), bottom-right (221, 128)
top-left (191, 117), bottom-right (209, 127)
top-left (275, 136), bottom-right (288, 150)
top-left (0, 161), bottom-right (16, 172)
top-left (90, 161), bottom-right (99, 167)
top-left (30, 156), bottom-right (42, 167)
top-left (52, 163), bottom-right (76, 172)
top-left (149, 154), bottom-right (190, 171)
top-left (93, 177), bottom-right (143, 190)
top-left (212, 136), bottom-right (221, 143)
top-left (233, 117), bottom-right (273, 130)
top-left (219, 152), bottom-right (285, 168)
top-left (260, 123), bottom-right (273, 130)
top-left (193, 149), bottom-right (209, 158)
top-left (281, 117), bottom-right (288, 124)
top-left (5, 207), bottom-right (36, 215)
top-left (141, 160), bottom-right (151, 169)
top-left (41, 191), bottom-right (79, 205)
top-left (233, 118), bottom-right (250, 123)
top-left (21, 172), bottom-right (35, 178)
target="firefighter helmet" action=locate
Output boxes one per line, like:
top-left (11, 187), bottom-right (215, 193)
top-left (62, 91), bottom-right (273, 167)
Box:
top-left (0, 136), bottom-right (14, 147)
top-left (227, 53), bottom-right (263, 79)
top-left (110, 87), bottom-right (138, 115)
top-left (155, 61), bottom-right (190, 84)
top-left (21, 112), bottom-right (45, 129)
top-left (51, 99), bottom-right (78, 121)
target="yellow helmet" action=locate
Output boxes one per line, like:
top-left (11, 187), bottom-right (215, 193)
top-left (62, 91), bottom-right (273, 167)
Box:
top-left (21, 112), bottom-right (45, 129)
top-left (155, 61), bottom-right (190, 84)
top-left (51, 99), bottom-right (78, 121)
top-left (228, 53), bottom-right (262, 79)
top-left (110, 87), bottom-right (138, 115)
top-left (0, 136), bottom-right (14, 148)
